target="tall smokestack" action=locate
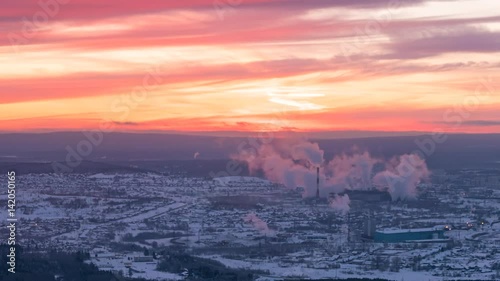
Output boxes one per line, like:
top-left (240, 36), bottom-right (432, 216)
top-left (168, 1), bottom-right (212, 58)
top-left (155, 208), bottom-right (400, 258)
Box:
top-left (316, 166), bottom-right (320, 198)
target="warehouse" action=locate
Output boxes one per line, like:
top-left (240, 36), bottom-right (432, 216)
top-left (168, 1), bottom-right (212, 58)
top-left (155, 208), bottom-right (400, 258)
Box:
top-left (374, 227), bottom-right (446, 243)
top-left (334, 189), bottom-right (392, 203)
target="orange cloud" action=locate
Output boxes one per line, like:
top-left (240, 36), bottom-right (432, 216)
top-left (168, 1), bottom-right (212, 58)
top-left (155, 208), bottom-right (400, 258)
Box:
top-left (1, 0), bottom-right (499, 135)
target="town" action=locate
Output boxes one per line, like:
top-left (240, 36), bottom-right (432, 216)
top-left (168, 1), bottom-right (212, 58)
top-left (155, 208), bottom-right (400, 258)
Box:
top-left (1, 166), bottom-right (499, 281)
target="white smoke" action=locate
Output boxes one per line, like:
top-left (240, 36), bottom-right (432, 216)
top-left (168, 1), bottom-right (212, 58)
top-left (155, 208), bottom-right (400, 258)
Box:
top-left (325, 152), bottom-right (379, 192)
top-left (234, 139), bottom-right (430, 202)
top-left (329, 194), bottom-right (351, 215)
top-left (373, 154), bottom-right (430, 200)
top-left (291, 142), bottom-right (324, 166)
top-left (243, 213), bottom-right (275, 236)
top-left (233, 138), bottom-right (324, 197)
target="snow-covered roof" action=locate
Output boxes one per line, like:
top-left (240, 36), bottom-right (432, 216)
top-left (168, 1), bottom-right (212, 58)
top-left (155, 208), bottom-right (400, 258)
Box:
top-left (377, 226), bottom-right (444, 234)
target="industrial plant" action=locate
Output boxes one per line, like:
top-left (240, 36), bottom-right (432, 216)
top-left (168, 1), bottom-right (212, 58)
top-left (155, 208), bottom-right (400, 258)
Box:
top-left (8, 165), bottom-right (499, 281)
top-left (2, 139), bottom-right (499, 281)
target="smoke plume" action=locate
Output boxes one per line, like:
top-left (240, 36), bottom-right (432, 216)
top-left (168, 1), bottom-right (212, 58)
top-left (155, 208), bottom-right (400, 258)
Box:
top-left (324, 151), bottom-right (378, 192)
top-left (373, 154), bottom-right (430, 200)
top-left (329, 194), bottom-right (351, 215)
top-left (243, 213), bottom-right (275, 235)
top-left (233, 138), bottom-right (324, 197)
top-left (234, 139), bottom-right (430, 202)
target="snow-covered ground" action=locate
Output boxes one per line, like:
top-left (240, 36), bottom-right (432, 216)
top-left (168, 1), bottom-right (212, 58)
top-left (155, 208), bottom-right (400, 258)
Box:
top-left (2, 171), bottom-right (499, 280)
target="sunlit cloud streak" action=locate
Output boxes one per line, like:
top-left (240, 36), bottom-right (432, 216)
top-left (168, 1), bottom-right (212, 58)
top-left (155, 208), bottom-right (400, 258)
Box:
top-left (1, 0), bottom-right (499, 134)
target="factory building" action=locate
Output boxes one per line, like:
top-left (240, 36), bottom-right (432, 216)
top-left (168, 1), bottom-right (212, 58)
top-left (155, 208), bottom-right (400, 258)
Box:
top-left (374, 227), bottom-right (446, 243)
top-left (336, 190), bottom-right (392, 203)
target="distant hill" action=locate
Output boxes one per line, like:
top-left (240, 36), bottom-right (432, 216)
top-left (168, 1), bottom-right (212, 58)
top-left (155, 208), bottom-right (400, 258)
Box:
top-left (0, 132), bottom-right (499, 170)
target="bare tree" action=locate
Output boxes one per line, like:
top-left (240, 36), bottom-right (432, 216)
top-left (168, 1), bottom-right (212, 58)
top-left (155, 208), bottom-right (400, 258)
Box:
top-left (390, 256), bottom-right (402, 272)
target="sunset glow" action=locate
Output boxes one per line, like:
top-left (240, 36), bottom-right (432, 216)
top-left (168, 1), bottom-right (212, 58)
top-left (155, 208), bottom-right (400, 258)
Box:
top-left (1, 0), bottom-right (499, 135)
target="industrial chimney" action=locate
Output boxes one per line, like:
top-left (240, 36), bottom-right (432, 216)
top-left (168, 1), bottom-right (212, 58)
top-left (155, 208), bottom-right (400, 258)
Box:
top-left (316, 166), bottom-right (320, 199)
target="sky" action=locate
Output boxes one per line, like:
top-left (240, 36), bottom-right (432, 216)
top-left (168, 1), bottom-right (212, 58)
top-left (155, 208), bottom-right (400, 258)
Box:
top-left (1, 0), bottom-right (499, 135)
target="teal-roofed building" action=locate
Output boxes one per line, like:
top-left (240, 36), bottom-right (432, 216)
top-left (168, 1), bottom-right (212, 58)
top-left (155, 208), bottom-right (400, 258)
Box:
top-left (374, 227), bottom-right (446, 243)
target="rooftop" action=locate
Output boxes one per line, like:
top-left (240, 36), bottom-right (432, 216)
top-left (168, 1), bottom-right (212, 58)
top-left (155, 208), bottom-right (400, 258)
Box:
top-left (377, 226), bottom-right (444, 234)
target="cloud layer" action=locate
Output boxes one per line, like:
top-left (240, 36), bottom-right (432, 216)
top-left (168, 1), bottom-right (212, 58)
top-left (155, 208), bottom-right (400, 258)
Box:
top-left (1, 0), bottom-right (499, 133)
